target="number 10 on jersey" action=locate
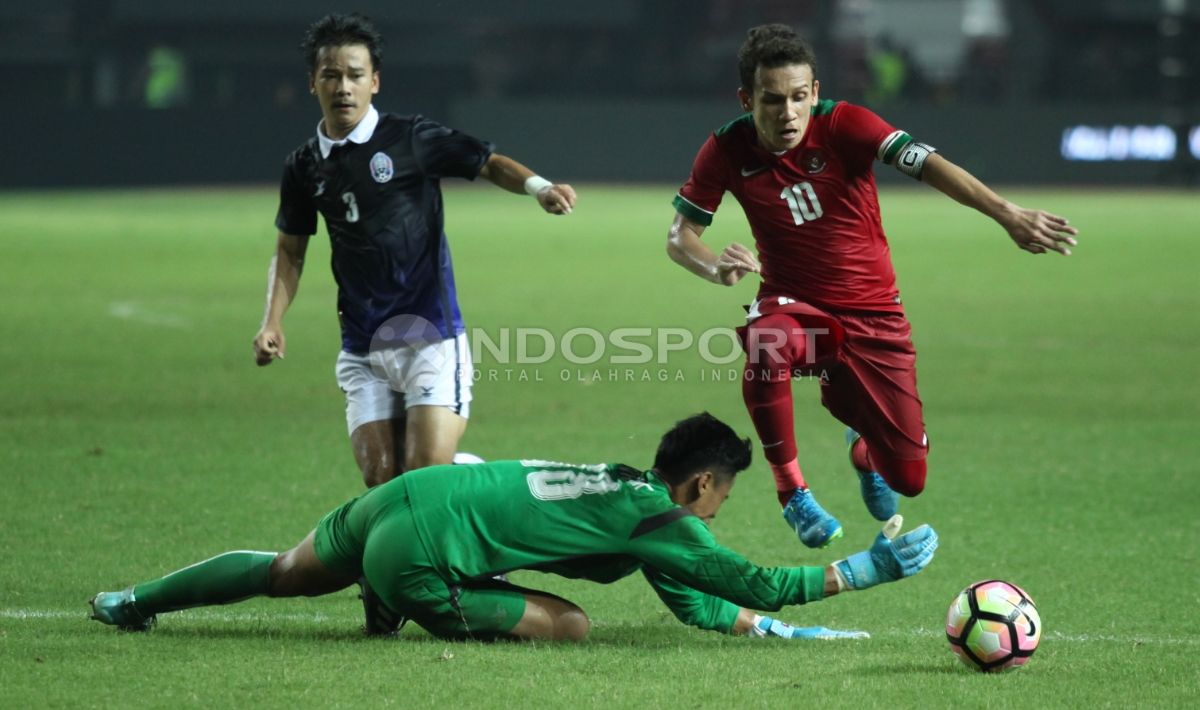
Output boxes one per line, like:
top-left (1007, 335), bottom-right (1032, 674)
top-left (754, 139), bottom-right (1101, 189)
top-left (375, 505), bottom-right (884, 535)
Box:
top-left (781, 182), bottom-right (823, 225)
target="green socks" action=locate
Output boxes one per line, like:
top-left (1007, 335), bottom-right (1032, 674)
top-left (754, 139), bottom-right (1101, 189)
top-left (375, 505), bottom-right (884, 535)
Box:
top-left (132, 550), bottom-right (276, 617)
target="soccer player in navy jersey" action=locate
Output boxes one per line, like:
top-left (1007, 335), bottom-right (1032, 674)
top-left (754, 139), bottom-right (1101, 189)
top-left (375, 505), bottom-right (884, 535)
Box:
top-left (667, 25), bottom-right (1078, 548)
top-left (253, 14), bottom-right (576, 489)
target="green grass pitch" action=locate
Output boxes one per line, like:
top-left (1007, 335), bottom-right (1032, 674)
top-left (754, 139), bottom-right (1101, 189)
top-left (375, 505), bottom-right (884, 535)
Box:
top-left (1, 185), bottom-right (1197, 707)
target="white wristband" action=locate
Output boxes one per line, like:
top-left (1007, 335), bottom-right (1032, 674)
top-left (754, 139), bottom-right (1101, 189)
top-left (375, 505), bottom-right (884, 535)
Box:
top-left (747, 614), bottom-right (766, 637)
top-left (524, 175), bottom-right (553, 197)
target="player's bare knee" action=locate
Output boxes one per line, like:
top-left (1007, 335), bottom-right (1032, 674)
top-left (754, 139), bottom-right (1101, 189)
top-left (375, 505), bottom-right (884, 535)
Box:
top-left (516, 596), bottom-right (588, 641)
top-left (544, 597), bottom-right (589, 641)
top-left (360, 453), bottom-right (399, 487)
top-left (555, 607), bottom-right (590, 642)
top-left (352, 427), bottom-right (402, 487)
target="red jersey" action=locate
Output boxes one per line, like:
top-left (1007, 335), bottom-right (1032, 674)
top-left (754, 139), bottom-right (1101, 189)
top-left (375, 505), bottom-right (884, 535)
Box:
top-left (675, 99), bottom-right (914, 313)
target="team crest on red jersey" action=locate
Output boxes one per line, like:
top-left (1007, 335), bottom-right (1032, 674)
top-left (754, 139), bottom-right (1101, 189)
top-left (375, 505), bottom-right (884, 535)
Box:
top-left (370, 151), bottom-right (394, 183)
top-left (801, 149), bottom-right (827, 175)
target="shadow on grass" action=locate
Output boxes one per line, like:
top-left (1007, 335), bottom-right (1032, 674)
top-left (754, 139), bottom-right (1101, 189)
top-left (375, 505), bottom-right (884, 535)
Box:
top-left (134, 623), bottom-right (729, 649)
top-left (122, 624), bottom-right (365, 643)
top-left (99, 617), bottom-right (882, 650)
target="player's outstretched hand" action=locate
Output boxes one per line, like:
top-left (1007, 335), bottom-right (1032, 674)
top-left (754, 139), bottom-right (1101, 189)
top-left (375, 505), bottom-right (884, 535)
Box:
top-left (832, 515), bottom-right (938, 591)
top-left (1003, 206), bottom-right (1078, 255)
top-left (253, 325), bottom-right (286, 366)
top-left (535, 184), bottom-right (576, 215)
top-left (751, 615), bottom-right (870, 640)
top-left (715, 242), bottom-right (761, 286)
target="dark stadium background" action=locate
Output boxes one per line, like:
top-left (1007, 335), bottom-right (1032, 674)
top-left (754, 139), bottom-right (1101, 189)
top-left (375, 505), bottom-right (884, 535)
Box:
top-left (3, 0), bottom-right (1196, 187)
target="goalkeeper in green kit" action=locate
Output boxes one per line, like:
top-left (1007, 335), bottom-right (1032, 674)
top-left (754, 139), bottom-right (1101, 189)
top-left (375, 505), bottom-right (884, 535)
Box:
top-left (90, 413), bottom-right (938, 641)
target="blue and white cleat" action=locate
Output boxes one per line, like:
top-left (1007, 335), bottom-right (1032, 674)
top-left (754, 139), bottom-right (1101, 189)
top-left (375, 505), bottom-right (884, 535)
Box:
top-left (783, 488), bottom-right (843, 548)
top-left (89, 588), bottom-right (154, 632)
top-left (846, 428), bottom-right (899, 521)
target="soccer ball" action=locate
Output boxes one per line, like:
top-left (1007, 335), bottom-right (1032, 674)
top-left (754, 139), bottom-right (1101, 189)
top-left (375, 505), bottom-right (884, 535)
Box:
top-left (945, 580), bottom-right (1041, 672)
top-left (452, 452), bottom-right (485, 465)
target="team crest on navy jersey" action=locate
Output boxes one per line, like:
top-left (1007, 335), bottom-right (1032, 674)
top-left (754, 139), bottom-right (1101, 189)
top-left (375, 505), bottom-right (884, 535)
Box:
top-left (370, 151), bottom-right (394, 183)
top-left (801, 149), bottom-right (827, 175)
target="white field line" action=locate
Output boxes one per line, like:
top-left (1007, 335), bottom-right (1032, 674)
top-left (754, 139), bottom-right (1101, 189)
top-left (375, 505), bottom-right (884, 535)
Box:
top-left (107, 301), bottom-right (190, 329)
top-left (891, 626), bottom-right (1200, 647)
top-left (589, 621), bottom-right (1200, 646)
top-left (6, 609), bottom-right (1198, 646)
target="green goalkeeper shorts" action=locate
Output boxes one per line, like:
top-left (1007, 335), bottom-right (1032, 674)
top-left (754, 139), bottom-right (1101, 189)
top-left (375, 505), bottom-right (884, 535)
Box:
top-left (313, 477), bottom-right (526, 639)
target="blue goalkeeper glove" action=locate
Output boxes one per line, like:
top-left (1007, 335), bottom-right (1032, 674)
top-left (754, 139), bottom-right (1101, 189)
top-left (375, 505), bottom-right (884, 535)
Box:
top-left (750, 615), bottom-right (870, 640)
top-left (832, 515), bottom-right (938, 591)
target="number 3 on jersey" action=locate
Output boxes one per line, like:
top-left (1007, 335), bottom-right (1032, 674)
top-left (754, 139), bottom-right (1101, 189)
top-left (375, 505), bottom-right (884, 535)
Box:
top-left (780, 182), bottom-right (823, 225)
top-left (341, 191), bottom-right (360, 223)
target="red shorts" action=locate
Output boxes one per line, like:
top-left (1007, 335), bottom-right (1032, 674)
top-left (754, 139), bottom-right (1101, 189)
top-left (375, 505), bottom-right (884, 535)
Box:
top-left (741, 298), bottom-right (928, 463)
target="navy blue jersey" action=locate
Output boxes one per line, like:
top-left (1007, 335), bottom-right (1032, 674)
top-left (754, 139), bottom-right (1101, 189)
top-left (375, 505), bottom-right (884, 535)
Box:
top-left (275, 108), bottom-right (494, 353)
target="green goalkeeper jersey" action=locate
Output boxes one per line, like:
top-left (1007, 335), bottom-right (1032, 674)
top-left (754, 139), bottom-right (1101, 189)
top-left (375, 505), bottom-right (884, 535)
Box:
top-left (401, 459), bottom-right (826, 632)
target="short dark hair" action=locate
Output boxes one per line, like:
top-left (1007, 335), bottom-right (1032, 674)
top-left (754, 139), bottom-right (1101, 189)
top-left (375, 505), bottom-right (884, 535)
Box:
top-left (737, 23), bottom-right (817, 91)
top-left (302, 13), bottom-right (383, 74)
top-left (653, 412), bottom-right (752, 484)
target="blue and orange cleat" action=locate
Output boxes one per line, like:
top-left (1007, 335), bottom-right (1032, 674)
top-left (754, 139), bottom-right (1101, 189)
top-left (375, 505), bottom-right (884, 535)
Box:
top-left (88, 588), bottom-right (155, 632)
top-left (783, 488), bottom-right (843, 548)
top-left (846, 428), bottom-right (899, 521)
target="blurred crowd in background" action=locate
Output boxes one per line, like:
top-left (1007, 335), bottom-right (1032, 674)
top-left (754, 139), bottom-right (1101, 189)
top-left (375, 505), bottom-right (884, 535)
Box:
top-left (4, 0), bottom-right (1195, 111)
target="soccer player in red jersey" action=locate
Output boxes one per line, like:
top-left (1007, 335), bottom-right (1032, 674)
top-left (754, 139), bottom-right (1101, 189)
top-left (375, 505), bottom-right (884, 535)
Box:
top-left (666, 24), bottom-right (1078, 548)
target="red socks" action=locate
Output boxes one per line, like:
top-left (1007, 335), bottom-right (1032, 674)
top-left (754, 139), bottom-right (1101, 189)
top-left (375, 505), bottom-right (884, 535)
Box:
top-left (768, 459), bottom-right (806, 506)
top-left (743, 373), bottom-right (809, 506)
top-left (743, 312), bottom-right (816, 507)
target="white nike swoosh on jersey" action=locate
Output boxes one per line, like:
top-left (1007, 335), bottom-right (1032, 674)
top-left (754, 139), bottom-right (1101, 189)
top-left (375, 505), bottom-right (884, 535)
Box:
top-left (741, 166), bottom-right (768, 177)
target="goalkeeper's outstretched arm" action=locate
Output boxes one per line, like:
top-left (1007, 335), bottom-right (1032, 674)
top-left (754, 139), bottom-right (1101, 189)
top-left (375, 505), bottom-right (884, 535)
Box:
top-left (632, 515), bottom-right (939, 614)
top-left (644, 566), bottom-right (868, 639)
top-left (638, 513), bottom-right (936, 633)
top-left (742, 515), bottom-right (938, 640)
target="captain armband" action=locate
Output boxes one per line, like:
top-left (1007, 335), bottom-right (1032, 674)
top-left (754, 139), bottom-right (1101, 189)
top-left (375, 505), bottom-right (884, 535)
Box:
top-left (889, 140), bottom-right (937, 180)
